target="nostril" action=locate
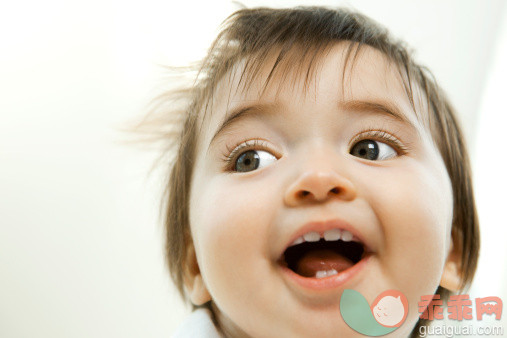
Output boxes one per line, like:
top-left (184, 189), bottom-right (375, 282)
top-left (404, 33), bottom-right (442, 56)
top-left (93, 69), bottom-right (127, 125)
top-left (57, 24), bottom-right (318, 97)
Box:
top-left (285, 174), bottom-right (357, 206)
top-left (330, 187), bottom-right (339, 194)
top-left (300, 190), bottom-right (310, 197)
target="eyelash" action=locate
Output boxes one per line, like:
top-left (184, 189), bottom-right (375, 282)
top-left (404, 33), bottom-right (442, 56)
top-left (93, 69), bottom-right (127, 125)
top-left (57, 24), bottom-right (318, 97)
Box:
top-left (220, 130), bottom-right (410, 170)
top-left (221, 139), bottom-right (274, 170)
top-left (350, 129), bottom-right (410, 155)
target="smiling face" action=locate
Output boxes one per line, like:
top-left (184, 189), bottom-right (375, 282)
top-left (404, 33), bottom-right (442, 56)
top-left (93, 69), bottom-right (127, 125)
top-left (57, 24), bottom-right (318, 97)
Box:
top-left (186, 43), bottom-right (457, 337)
top-left (373, 295), bottom-right (405, 327)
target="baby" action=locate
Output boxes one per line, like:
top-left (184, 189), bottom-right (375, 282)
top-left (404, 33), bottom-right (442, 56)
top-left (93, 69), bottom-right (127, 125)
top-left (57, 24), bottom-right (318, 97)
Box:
top-left (156, 6), bottom-right (480, 337)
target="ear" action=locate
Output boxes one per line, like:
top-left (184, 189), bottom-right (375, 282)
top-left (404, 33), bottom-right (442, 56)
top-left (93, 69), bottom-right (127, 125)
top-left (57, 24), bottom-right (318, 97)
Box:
top-left (439, 229), bottom-right (462, 292)
top-left (183, 240), bottom-right (211, 305)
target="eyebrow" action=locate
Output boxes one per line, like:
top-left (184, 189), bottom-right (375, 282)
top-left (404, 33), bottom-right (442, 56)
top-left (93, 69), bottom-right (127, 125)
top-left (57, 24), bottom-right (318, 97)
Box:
top-left (338, 100), bottom-right (414, 126)
top-left (207, 103), bottom-right (280, 152)
top-left (207, 99), bottom-right (415, 150)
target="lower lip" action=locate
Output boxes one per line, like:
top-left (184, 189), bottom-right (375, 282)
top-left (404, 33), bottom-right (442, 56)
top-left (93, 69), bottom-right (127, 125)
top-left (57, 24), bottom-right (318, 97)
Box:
top-left (279, 255), bottom-right (371, 291)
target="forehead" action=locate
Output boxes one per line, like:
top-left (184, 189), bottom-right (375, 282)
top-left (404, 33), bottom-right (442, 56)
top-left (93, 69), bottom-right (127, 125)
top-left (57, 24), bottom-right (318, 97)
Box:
top-left (199, 42), bottom-right (428, 143)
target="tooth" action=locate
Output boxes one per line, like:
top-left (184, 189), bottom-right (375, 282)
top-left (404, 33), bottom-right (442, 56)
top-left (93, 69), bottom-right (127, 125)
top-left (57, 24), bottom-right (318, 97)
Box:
top-left (315, 270), bottom-right (328, 278)
top-left (291, 237), bottom-right (304, 246)
top-left (326, 269), bottom-right (338, 277)
top-left (341, 230), bottom-right (353, 241)
top-left (303, 231), bottom-right (320, 242)
top-left (323, 229), bottom-right (341, 241)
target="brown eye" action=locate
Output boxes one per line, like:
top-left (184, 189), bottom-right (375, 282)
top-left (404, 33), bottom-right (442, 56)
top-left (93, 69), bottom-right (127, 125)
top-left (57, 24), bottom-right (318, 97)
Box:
top-left (234, 150), bottom-right (276, 172)
top-left (350, 139), bottom-right (396, 161)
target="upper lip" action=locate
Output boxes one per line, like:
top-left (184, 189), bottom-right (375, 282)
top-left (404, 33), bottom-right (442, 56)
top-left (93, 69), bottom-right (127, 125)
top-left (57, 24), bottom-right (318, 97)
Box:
top-left (276, 218), bottom-right (373, 261)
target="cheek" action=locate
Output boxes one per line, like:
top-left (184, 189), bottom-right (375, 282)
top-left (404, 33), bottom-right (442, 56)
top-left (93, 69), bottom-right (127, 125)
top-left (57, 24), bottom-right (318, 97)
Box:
top-left (189, 174), bottom-right (279, 303)
top-left (361, 159), bottom-right (453, 292)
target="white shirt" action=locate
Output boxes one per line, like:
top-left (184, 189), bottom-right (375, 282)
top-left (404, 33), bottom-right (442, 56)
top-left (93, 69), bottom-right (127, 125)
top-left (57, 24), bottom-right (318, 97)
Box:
top-left (172, 308), bottom-right (222, 338)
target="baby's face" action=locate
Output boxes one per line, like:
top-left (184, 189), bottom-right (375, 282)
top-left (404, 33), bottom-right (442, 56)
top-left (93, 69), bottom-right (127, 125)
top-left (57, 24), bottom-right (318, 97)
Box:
top-left (188, 43), bottom-right (454, 337)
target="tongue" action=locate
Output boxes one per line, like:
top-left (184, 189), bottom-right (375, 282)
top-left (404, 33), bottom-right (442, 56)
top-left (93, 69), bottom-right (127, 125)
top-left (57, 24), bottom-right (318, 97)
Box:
top-left (296, 249), bottom-right (354, 277)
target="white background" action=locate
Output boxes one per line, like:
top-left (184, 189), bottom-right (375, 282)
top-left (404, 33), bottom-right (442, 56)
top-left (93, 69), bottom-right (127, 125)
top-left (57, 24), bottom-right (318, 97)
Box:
top-left (1, 0), bottom-right (506, 336)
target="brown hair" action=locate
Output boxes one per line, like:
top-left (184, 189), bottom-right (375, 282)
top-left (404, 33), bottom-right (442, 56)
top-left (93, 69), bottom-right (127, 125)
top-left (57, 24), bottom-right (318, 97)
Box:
top-left (148, 6), bottom-right (479, 336)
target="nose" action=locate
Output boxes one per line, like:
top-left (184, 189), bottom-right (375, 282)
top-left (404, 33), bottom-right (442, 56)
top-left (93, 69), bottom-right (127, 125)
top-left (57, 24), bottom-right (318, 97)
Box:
top-left (284, 164), bottom-right (357, 206)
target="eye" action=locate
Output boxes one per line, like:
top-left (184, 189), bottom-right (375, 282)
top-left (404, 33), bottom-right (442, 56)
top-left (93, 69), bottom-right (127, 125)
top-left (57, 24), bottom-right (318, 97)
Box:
top-left (350, 139), bottom-right (397, 161)
top-left (234, 149), bottom-right (277, 172)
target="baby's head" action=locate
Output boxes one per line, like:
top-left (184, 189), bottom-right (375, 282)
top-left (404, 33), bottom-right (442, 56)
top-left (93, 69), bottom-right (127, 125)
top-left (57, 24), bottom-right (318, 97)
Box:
top-left (162, 7), bottom-right (479, 337)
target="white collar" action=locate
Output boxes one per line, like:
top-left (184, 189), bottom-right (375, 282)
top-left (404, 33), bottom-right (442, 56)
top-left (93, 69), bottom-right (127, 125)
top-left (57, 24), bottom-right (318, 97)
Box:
top-left (172, 307), bottom-right (222, 338)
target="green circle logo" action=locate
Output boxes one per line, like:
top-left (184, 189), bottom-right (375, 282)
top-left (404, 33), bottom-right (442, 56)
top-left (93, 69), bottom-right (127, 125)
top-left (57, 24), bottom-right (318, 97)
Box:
top-left (340, 289), bottom-right (408, 336)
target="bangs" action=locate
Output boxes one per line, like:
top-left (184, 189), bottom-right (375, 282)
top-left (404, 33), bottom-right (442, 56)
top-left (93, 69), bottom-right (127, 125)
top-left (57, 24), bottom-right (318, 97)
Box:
top-left (236, 41), bottom-right (364, 101)
top-left (197, 39), bottom-right (427, 136)
top-left (193, 7), bottom-right (429, 133)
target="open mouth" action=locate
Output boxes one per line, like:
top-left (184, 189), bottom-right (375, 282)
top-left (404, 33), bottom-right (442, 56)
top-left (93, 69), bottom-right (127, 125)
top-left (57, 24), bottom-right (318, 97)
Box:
top-left (279, 229), bottom-right (366, 279)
